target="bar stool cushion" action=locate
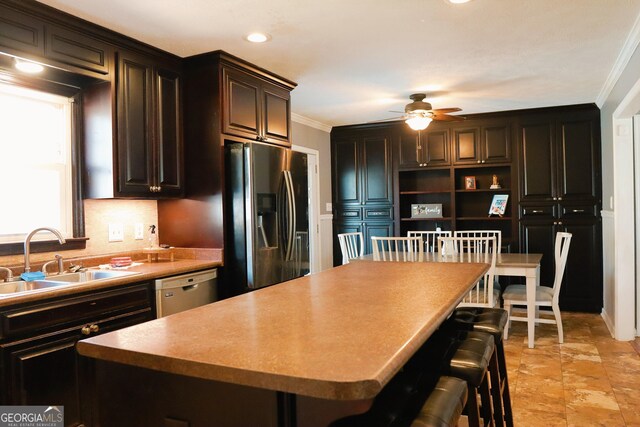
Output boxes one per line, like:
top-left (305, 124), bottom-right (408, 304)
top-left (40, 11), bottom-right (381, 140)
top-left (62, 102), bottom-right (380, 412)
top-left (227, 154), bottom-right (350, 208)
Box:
top-left (449, 331), bottom-right (494, 386)
top-left (450, 307), bottom-right (508, 340)
top-left (411, 376), bottom-right (467, 427)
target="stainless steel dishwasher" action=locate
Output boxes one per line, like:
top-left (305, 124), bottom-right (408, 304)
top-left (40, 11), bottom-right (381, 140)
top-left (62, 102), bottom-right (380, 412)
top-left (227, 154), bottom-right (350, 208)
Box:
top-left (155, 269), bottom-right (218, 317)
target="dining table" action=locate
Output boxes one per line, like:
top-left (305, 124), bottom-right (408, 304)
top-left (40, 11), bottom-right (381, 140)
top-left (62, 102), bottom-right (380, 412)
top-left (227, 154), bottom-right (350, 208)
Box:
top-left (355, 252), bottom-right (544, 348)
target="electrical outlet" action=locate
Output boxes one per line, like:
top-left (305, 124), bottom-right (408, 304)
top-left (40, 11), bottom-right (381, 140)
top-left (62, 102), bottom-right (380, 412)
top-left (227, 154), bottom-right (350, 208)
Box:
top-left (108, 223), bottom-right (124, 242)
top-left (134, 223), bottom-right (144, 240)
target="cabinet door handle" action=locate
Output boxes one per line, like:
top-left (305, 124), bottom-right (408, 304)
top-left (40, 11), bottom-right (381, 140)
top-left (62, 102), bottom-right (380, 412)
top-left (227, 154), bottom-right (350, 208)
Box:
top-left (572, 209), bottom-right (585, 213)
top-left (90, 324), bottom-right (100, 333)
top-left (481, 160), bottom-right (485, 163)
top-left (558, 197), bottom-right (563, 201)
top-left (531, 210), bottom-right (543, 213)
top-left (477, 160), bottom-right (481, 163)
top-left (81, 325), bottom-right (91, 335)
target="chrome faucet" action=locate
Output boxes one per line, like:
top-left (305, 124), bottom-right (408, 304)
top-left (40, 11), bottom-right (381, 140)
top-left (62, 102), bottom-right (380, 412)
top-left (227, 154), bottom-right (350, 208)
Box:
top-left (24, 227), bottom-right (66, 273)
top-left (0, 267), bottom-right (13, 282)
top-left (42, 254), bottom-right (64, 276)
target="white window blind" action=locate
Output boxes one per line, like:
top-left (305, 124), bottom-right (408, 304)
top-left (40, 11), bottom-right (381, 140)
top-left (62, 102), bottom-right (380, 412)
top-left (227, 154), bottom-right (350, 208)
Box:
top-left (0, 83), bottom-right (73, 243)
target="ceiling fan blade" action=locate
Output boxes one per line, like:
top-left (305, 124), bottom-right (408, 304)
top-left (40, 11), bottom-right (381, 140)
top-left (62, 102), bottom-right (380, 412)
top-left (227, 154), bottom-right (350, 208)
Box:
top-left (388, 110), bottom-right (405, 114)
top-left (431, 107), bottom-right (462, 114)
top-left (432, 113), bottom-right (465, 122)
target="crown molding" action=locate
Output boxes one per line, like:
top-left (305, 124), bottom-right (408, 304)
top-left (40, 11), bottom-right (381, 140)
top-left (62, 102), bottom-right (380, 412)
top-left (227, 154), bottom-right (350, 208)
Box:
top-left (596, 12), bottom-right (640, 107)
top-left (291, 113), bottom-right (332, 133)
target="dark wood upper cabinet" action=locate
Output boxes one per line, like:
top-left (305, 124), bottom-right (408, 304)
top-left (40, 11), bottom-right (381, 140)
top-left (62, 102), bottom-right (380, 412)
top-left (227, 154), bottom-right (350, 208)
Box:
top-left (0, 2), bottom-right (113, 78)
top-left (482, 123), bottom-right (511, 163)
top-left (45, 24), bottom-right (111, 75)
top-left (331, 127), bottom-right (394, 207)
top-left (115, 50), bottom-right (183, 198)
top-left (453, 121), bottom-right (511, 165)
top-left (332, 137), bottom-right (360, 204)
top-left (520, 121), bottom-right (555, 200)
top-left (156, 68), bottom-right (182, 194)
top-left (83, 50), bottom-right (183, 199)
top-left (0, 4), bottom-right (45, 57)
top-left (557, 117), bottom-right (599, 202)
top-left (222, 65), bottom-right (291, 145)
top-left (519, 109), bottom-right (599, 203)
top-left (362, 134), bottom-right (393, 204)
top-left (398, 126), bottom-right (449, 169)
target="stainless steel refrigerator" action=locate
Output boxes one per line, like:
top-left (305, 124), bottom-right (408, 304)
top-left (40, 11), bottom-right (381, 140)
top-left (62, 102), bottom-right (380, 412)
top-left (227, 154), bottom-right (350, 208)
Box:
top-left (225, 141), bottom-right (309, 291)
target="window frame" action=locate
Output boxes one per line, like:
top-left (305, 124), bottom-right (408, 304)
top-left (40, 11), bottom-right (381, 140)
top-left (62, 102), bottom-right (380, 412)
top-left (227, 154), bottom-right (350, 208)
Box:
top-left (0, 81), bottom-right (87, 256)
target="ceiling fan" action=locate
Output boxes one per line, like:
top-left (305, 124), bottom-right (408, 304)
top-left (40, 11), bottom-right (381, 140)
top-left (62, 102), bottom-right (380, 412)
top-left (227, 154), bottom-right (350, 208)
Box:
top-left (382, 93), bottom-right (464, 130)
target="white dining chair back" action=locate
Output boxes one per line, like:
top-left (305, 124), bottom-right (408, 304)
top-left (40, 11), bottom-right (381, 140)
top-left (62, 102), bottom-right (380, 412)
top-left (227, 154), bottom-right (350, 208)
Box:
top-left (454, 230), bottom-right (502, 253)
top-left (371, 236), bottom-right (424, 262)
top-left (337, 232), bottom-right (364, 265)
top-left (437, 235), bottom-right (498, 308)
top-left (407, 230), bottom-right (452, 252)
top-left (503, 232), bottom-right (572, 343)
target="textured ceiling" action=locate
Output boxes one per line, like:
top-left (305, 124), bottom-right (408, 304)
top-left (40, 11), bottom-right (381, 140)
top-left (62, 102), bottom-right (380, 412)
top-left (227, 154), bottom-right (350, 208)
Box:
top-left (37, 0), bottom-right (640, 128)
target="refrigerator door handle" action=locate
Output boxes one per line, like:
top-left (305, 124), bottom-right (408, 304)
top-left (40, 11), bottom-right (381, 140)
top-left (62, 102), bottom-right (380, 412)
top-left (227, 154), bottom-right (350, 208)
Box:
top-left (284, 170), bottom-right (296, 261)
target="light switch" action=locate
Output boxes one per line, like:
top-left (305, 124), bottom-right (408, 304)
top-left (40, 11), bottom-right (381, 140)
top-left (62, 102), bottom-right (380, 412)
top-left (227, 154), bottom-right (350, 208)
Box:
top-left (108, 223), bottom-right (124, 242)
top-left (326, 202), bottom-right (332, 212)
top-left (134, 223), bottom-right (144, 240)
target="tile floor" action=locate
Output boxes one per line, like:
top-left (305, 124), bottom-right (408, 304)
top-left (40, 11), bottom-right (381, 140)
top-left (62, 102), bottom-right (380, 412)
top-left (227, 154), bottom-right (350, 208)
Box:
top-left (498, 312), bottom-right (640, 427)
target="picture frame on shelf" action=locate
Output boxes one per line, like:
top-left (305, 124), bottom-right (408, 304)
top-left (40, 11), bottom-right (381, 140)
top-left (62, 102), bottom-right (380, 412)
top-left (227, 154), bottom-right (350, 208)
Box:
top-left (488, 194), bottom-right (509, 217)
top-left (411, 203), bottom-right (443, 218)
top-left (464, 176), bottom-right (476, 190)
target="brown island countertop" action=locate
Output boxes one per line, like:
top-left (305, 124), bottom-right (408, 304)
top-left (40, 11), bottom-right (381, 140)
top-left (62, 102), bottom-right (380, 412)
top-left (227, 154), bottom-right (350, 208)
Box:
top-left (77, 261), bottom-right (488, 401)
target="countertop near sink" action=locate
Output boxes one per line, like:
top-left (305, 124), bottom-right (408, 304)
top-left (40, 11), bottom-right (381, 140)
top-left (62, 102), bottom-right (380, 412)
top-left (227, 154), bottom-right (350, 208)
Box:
top-left (0, 258), bottom-right (222, 308)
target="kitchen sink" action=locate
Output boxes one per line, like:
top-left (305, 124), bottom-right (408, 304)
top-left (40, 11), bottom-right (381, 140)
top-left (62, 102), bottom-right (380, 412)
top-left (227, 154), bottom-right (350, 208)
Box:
top-left (41, 269), bottom-right (140, 283)
top-left (0, 280), bottom-right (70, 296)
top-left (0, 269), bottom-right (141, 297)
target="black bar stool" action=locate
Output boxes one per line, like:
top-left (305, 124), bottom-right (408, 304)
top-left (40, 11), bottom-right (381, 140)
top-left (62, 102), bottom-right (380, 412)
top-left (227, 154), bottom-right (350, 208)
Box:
top-left (445, 330), bottom-right (495, 427)
top-left (447, 307), bottom-right (513, 427)
top-left (410, 376), bottom-right (467, 427)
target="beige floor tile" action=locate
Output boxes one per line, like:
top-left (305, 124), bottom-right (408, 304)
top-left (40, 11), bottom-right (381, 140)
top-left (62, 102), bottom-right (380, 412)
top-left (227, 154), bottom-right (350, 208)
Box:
top-left (565, 404), bottom-right (627, 427)
top-left (504, 312), bottom-right (640, 426)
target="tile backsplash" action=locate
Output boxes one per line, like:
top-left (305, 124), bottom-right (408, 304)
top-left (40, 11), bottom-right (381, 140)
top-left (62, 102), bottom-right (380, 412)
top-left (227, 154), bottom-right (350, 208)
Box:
top-left (0, 199), bottom-right (158, 268)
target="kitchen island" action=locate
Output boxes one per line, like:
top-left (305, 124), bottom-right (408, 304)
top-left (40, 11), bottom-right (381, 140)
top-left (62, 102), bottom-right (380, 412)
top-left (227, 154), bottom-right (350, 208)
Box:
top-left (77, 261), bottom-right (487, 426)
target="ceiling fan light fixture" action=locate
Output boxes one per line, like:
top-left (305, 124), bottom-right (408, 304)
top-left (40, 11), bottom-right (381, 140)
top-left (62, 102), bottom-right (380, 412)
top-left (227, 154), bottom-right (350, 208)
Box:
top-left (406, 115), bottom-right (432, 131)
top-left (447, 0), bottom-right (473, 4)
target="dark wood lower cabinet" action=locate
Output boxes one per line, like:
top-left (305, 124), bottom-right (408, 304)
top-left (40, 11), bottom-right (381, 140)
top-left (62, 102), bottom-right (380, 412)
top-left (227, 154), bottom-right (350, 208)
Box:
top-left (333, 219), bottom-right (394, 266)
top-left (519, 215), bottom-right (602, 312)
top-left (2, 332), bottom-right (83, 425)
top-left (0, 284), bottom-right (154, 427)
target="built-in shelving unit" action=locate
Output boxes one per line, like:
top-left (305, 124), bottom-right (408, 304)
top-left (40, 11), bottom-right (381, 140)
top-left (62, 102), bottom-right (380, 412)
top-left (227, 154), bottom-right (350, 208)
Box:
top-left (397, 150), bottom-right (515, 248)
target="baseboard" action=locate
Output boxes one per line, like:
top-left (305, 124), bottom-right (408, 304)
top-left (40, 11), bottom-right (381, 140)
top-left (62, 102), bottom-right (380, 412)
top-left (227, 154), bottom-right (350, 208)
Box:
top-left (600, 309), bottom-right (616, 338)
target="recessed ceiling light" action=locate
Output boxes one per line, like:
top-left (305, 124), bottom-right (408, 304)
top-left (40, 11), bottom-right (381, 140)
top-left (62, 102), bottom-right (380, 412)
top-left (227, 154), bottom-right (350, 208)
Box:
top-left (448, 0), bottom-right (472, 3)
top-left (14, 58), bottom-right (44, 74)
top-left (245, 33), bottom-right (271, 43)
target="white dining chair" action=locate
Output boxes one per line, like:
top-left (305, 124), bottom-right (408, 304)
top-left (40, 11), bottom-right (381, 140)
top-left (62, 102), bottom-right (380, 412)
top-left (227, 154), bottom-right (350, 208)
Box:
top-left (437, 235), bottom-right (498, 308)
top-left (407, 230), bottom-right (452, 253)
top-left (371, 236), bottom-right (424, 262)
top-left (502, 232), bottom-right (572, 343)
top-left (454, 230), bottom-right (502, 253)
top-left (337, 232), bottom-right (364, 265)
